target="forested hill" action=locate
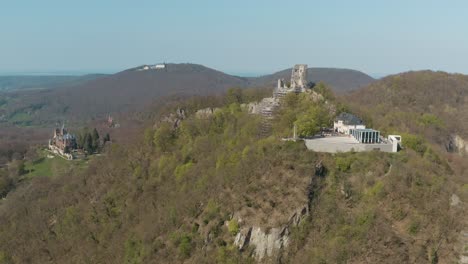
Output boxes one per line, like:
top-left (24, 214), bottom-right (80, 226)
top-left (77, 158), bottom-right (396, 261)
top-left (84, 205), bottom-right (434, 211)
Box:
top-left (0, 85), bottom-right (465, 263)
top-left (0, 64), bottom-right (375, 127)
top-left (344, 70), bottom-right (468, 148)
top-left (0, 64), bottom-right (249, 126)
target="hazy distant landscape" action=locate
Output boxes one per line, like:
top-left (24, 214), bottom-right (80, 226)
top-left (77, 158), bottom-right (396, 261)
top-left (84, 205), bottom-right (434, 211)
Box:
top-left (0, 74), bottom-right (107, 92)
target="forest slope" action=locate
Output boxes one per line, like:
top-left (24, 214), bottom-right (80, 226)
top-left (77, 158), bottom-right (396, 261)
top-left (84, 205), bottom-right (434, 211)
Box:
top-left (344, 71), bottom-right (468, 149)
top-left (0, 86), bottom-right (465, 263)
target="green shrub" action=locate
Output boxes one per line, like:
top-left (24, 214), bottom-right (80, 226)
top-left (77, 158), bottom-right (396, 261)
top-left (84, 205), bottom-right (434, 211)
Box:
top-left (314, 82), bottom-right (335, 101)
top-left (174, 161), bottom-right (193, 182)
top-left (0, 251), bottom-right (12, 264)
top-left (153, 123), bottom-right (175, 152)
top-left (402, 133), bottom-right (427, 155)
top-left (408, 219), bottom-right (420, 235)
top-left (124, 237), bottom-right (145, 264)
top-left (228, 219), bottom-right (239, 235)
top-left (418, 113), bottom-right (444, 128)
top-left (366, 181), bottom-right (384, 198)
top-left (171, 232), bottom-right (192, 258)
top-left (335, 156), bottom-right (353, 172)
top-left (205, 199), bottom-right (219, 221)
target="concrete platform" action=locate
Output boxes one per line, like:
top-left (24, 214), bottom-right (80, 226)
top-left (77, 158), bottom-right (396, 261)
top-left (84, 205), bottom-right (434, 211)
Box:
top-left (304, 136), bottom-right (394, 153)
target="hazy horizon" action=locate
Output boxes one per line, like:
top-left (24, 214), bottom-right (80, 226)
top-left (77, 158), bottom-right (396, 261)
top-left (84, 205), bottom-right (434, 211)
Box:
top-left (0, 65), bottom-right (462, 80)
top-left (1, 0), bottom-right (468, 75)
top-left (0, 66), bottom-right (408, 79)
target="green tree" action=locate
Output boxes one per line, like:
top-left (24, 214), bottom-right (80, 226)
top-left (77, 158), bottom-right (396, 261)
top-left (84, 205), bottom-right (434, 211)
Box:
top-left (91, 128), bottom-right (100, 151)
top-left (228, 219), bottom-right (239, 235)
top-left (153, 123), bottom-right (175, 152)
top-left (314, 82), bottom-right (335, 100)
top-left (178, 235), bottom-right (192, 258)
top-left (402, 133), bottom-right (427, 155)
top-left (0, 172), bottom-right (12, 197)
top-left (76, 127), bottom-right (90, 149)
top-left (124, 236), bottom-right (145, 264)
top-left (84, 133), bottom-right (93, 153)
top-left (283, 92), bottom-right (299, 108)
top-left (226, 88), bottom-right (243, 104)
top-left (0, 251), bottom-right (12, 264)
top-left (295, 115), bottom-right (319, 137)
top-left (103, 133), bottom-right (111, 143)
top-left (8, 160), bottom-right (25, 178)
top-left (294, 105), bottom-right (331, 137)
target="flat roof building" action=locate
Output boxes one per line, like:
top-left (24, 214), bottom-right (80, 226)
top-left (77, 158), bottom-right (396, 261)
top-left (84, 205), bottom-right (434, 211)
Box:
top-left (350, 128), bottom-right (381, 144)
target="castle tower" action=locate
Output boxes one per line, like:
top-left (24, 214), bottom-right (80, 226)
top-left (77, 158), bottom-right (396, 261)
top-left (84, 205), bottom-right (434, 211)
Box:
top-left (290, 64), bottom-right (308, 92)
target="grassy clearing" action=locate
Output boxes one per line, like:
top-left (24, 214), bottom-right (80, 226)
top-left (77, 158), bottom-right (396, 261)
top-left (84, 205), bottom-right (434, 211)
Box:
top-left (24, 149), bottom-right (91, 178)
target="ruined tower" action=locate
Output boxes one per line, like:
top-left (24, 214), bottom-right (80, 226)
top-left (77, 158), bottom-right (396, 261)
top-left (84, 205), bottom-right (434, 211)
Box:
top-left (273, 64), bottom-right (308, 98)
top-left (290, 64), bottom-right (308, 92)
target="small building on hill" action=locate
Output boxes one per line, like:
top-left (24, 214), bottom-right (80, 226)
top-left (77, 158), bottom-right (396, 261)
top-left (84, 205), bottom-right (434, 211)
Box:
top-left (333, 112), bottom-right (366, 134)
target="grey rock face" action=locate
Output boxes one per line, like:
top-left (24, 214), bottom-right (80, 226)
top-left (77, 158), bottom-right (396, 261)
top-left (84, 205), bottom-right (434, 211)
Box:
top-left (447, 134), bottom-right (468, 155)
top-left (233, 205), bottom-right (309, 260)
top-left (451, 194), bottom-right (461, 207)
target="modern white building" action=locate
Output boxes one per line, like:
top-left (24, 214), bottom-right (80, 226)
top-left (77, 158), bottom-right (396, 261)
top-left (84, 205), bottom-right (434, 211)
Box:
top-left (388, 135), bottom-right (402, 152)
top-left (305, 112), bottom-right (402, 153)
top-left (334, 112), bottom-right (366, 134)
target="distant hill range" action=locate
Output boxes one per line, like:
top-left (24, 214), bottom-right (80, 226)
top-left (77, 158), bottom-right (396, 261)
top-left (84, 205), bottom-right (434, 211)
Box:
top-left (0, 74), bottom-right (107, 92)
top-left (0, 63), bottom-right (375, 125)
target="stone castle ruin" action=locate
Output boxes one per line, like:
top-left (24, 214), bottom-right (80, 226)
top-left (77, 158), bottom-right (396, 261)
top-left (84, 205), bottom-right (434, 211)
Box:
top-left (275, 64), bottom-right (308, 97)
top-left (250, 64), bottom-right (309, 119)
top-left (247, 64), bottom-right (309, 135)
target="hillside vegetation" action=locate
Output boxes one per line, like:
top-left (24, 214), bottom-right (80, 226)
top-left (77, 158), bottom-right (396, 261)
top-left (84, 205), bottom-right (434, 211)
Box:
top-left (345, 71), bottom-right (468, 144)
top-left (0, 84), bottom-right (464, 263)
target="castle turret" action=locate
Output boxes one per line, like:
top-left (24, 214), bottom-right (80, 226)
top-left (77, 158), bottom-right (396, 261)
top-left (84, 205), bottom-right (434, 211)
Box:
top-left (290, 64), bottom-right (308, 92)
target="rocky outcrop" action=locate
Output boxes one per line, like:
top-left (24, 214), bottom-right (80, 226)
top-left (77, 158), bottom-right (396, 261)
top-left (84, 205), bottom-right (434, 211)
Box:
top-left (155, 108), bottom-right (187, 130)
top-left (233, 205), bottom-right (309, 260)
top-left (446, 134), bottom-right (468, 155)
top-left (195, 107), bottom-right (220, 119)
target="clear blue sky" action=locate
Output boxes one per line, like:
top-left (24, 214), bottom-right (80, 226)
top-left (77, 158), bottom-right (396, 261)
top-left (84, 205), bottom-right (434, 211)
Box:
top-left (1, 0), bottom-right (467, 76)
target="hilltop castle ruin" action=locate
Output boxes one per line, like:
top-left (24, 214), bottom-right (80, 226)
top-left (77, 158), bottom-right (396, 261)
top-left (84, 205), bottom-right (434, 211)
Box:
top-left (274, 64), bottom-right (308, 97)
top-left (249, 64), bottom-right (309, 118)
